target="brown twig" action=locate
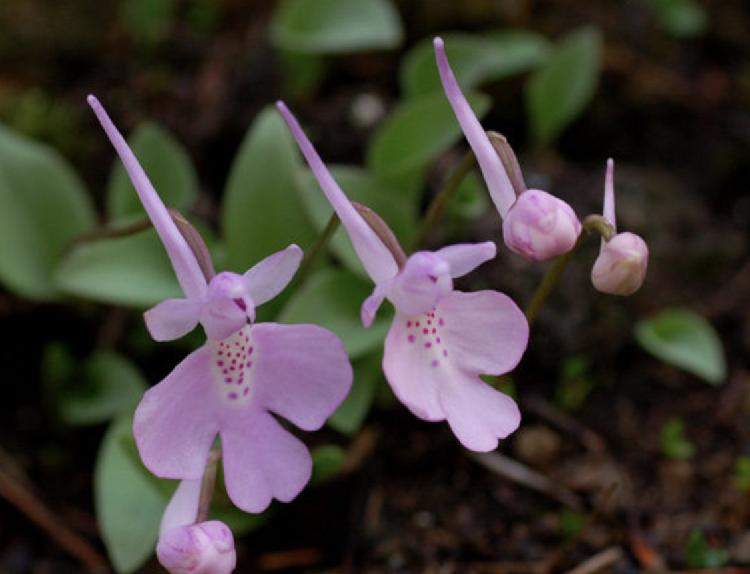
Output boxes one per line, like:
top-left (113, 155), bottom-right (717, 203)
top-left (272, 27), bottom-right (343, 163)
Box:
top-left (563, 546), bottom-right (623, 574)
top-left (0, 449), bottom-right (109, 572)
top-left (470, 451), bottom-right (583, 510)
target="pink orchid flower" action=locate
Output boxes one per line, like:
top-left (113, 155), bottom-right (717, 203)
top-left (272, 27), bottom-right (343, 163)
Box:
top-left (277, 102), bottom-right (529, 452)
top-left (157, 479), bottom-right (236, 573)
top-left (434, 37), bottom-right (582, 262)
top-left (591, 159), bottom-right (649, 295)
top-left (88, 96), bottom-right (352, 512)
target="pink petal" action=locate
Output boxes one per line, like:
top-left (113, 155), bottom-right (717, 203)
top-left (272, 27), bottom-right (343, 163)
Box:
top-left (243, 244), bottom-right (303, 307)
top-left (200, 299), bottom-right (247, 341)
top-left (440, 376), bottom-right (521, 451)
top-left (383, 315), bottom-right (445, 421)
top-left (87, 96), bottom-right (207, 300)
top-left (361, 280), bottom-right (390, 328)
top-left (604, 158), bottom-right (616, 231)
top-left (221, 410), bottom-right (312, 513)
top-left (433, 38), bottom-right (516, 217)
top-left (134, 345), bottom-right (220, 479)
top-left (435, 242), bottom-right (497, 278)
top-left (439, 290), bottom-right (528, 375)
top-left (160, 478), bottom-right (202, 535)
top-left (144, 298), bottom-right (203, 342)
top-left (276, 102), bottom-right (399, 285)
top-left (250, 323), bottom-right (352, 431)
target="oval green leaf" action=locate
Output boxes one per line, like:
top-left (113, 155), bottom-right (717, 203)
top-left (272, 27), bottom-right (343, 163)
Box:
top-left (526, 27), bottom-right (602, 147)
top-left (221, 107), bottom-right (317, 272)
top-left (401, 30), bottom-right (550, 98)
top-left (0, 124), bottom-right (95, 300)
top-left (96, 416), bottom-right (169, 573)
top-left (278, 267), bottom-right (389, 359)
top-left (328, 352), bottom-right (382, 435)
top-left (635, 308), bottom-right (726, 385)
top-left (55, 228), bottom-right (182, 308)
top-left (367, 91), bottom-right (491, 178)
top-left (271, 0), bottom-right (403, 54)
top-left (107, 122), bottom-right (199, 222)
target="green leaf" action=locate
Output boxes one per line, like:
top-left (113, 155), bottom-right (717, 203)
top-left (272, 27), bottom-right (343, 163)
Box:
top-left (329, 353), bottom-right (381, 434)
top-left (60, 352), bottom-right (147, 426)
top-left (297, 165), bottom-right (417, 278)
top-left (121, 0), bottom-right (177, 45)
top-left (635, 308), bottom-right (726, 385)
top-left (271, 0), bottom-right (403, 54)
top-left (734, 456), bottom-right (750, 493)
top-left (401, 30), bottom-right (550, 98)
top-left (311, 444), bottom-right (346, 484)
top-left (0, 124), bottom-right (95, 300)
top-left (96, 416), bottom-right (170, 573)
top-left (55, 228), bottom-right (182, 308)
top-left (278, 267), bottom-right (389, 359)
top-left (649, 0), bottom-right (708, 38)
top-left (222, 107), bottom-right (317, 272)
top-left (279, 50), bottom-right (327, 99)
top-left (685, 529), bottom-right (730, 569)
top-left (526, 27), bottom-right (602, 147)
top-left (107, 122), bottom-right (198, 222)
top-left (660, 417), bottom-right (695, 460)
top-left (367, 91), bottom-right (491, 179)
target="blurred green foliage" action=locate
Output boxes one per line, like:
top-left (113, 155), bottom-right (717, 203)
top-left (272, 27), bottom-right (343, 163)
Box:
top-left (660, 417), bottom-right (695, 460)
top-left (684, 529), bottom-right (730, 569)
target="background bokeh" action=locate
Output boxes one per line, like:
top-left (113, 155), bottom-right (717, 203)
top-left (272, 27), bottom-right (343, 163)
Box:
top-left (0, 0), bottom-right (749, 572)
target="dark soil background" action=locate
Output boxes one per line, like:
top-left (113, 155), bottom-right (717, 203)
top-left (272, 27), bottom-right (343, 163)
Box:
top-left (1, 0), bottom-right (749, 572)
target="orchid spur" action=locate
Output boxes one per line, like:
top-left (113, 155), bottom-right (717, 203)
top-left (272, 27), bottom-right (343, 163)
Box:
top-left (434, 37), bottom-right (582, 261)
top-left (88, 96), bottom-right (352, 513)
top-left (591, 159), bottom-right (649, 295)
top-left (277, 102), bottom-right (529, 452)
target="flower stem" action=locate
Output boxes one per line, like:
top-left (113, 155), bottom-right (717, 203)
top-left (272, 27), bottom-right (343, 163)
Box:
top-left (524, 215), bottom-right (615, 325)
top-left (413, 151), bottom-right (476, 249)
top-left (292, 213), bottom-right (340, 292)
top-left (196, 445), bottom-right (221, 523)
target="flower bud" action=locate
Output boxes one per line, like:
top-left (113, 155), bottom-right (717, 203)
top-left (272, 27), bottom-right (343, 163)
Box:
top-left (157, 521), bottom-right (236, 574)
top-left (502, 190), bottom-right (581, 261)
top-left (591, 232), bottom-right (648, 296)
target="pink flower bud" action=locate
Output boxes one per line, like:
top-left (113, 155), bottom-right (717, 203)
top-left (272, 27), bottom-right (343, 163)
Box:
top-left (591, 231), bottom-right (648, 296)
top-left (502, 190), bottom-right (582, 261)
top-left (157, 521), bottom-right (236, 574)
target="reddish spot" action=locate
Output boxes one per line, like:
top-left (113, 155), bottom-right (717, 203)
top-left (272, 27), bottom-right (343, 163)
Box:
top-left (427, 320), bottom-right (432, 325)
top-left (225, 378), bottom-right (232, 384)
top-left (247, 361), bottom-right (253, 368)
top-left (415, 322), bottom-right (420, 327)
top-left (243, 387), bottom-right (249, 396)
top-left (218, 361), bottom-right (224, 366)
top-left (408, 335), bottom-right (415, 343)
top-left (406, 321), bottom-right (412, 327)
top-left (222, 369), bottom-right (228, 375)
top-left (230, 366), bottom-right (235, 371)
top-left (228, 392), bottom-right (238, 400)
top-left (436, 337), bottom-right (441, 344)
top-left (424, 342), bottom-right (432, 348)
top-left (443, 349), bottom-right (448, 357)
top-left (218, 351), bottom-right (223, 356)
top-left (439, 318), bottom-right (445, 326)
top-left (422, 328), bottom-right (428, 334)
top-left (431, 359), bottom-right (439, 368)
top-left (249, 347), bottom-right (254, 355)
top-left (432, 328), bottom-right (436, 334)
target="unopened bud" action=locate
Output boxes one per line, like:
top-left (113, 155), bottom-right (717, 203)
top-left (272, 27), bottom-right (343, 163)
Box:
top-left (503, 190), bottom-right (581, 261)
top-left (157, 521), bottom-right (236, 574)
top-left (591, 232), bottom-right (648, 296)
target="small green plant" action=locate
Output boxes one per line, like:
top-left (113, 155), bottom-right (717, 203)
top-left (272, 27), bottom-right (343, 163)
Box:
top-left (660, 417), bottom-right (695, 460)
top-left (734, 456), bottom-right (750, 492)
top-left (684, 529), bottom-right (730, 569)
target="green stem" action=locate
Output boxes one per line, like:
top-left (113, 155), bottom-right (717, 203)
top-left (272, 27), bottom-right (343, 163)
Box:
top-left (413, 151), bottom-right (476, 249)
top-left (196, 445), bottom-right (221, 523)
top-left (523, 215), bottom-right (616, 325)
top-left (291, 214), bottom-right (340, 292)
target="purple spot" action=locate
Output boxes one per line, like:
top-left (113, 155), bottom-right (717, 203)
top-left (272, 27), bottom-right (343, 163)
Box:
top-left (431, 359), bottom-right (439, 368)
top-left (225, 377), bottom-right (232, 384)
top-left (415, 322), bottom-right (420, 327)
top-left (422, 328), bottom-right (429, 334)
top-left (247, 361), bottom-right (253, 368)
top-left (222, 369), bottom-right (229, 375)
top-left (234, 298), bottom-right (247, 311)
top-left (218, 361), bottom-right (224, 366)
top-left (406, 321), bottom-right (412, 327)
top-left (436, 337), bottom-right (441, 344)
top-left (228, 392), bottom-right (238, 400)
top-left (432, 328), bottom-right (436, 334)
top-left (408, 335), bottom-right (415, 343)
top-left (424, 342), bottom-right (432, 348)
top-left (443, 349), bottom-right (448, 357)
top-left (243, 387), bottom-right (249, 396)
top-left (248, 347), bottom-right (254, 355)
top-left (439, 318), bottom-right (445, 326)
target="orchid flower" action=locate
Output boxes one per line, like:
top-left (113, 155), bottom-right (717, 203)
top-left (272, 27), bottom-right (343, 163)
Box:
top-left (277, 102), bottom-right (529, 452)
top-left (88, 96), bottom-right (352, 512)
top-left (434, 37), bottom-right (582, 261)
top-left (157, 479), bottom-right (236, 574)
top-left (591, 159), bottom-right (648, 295)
